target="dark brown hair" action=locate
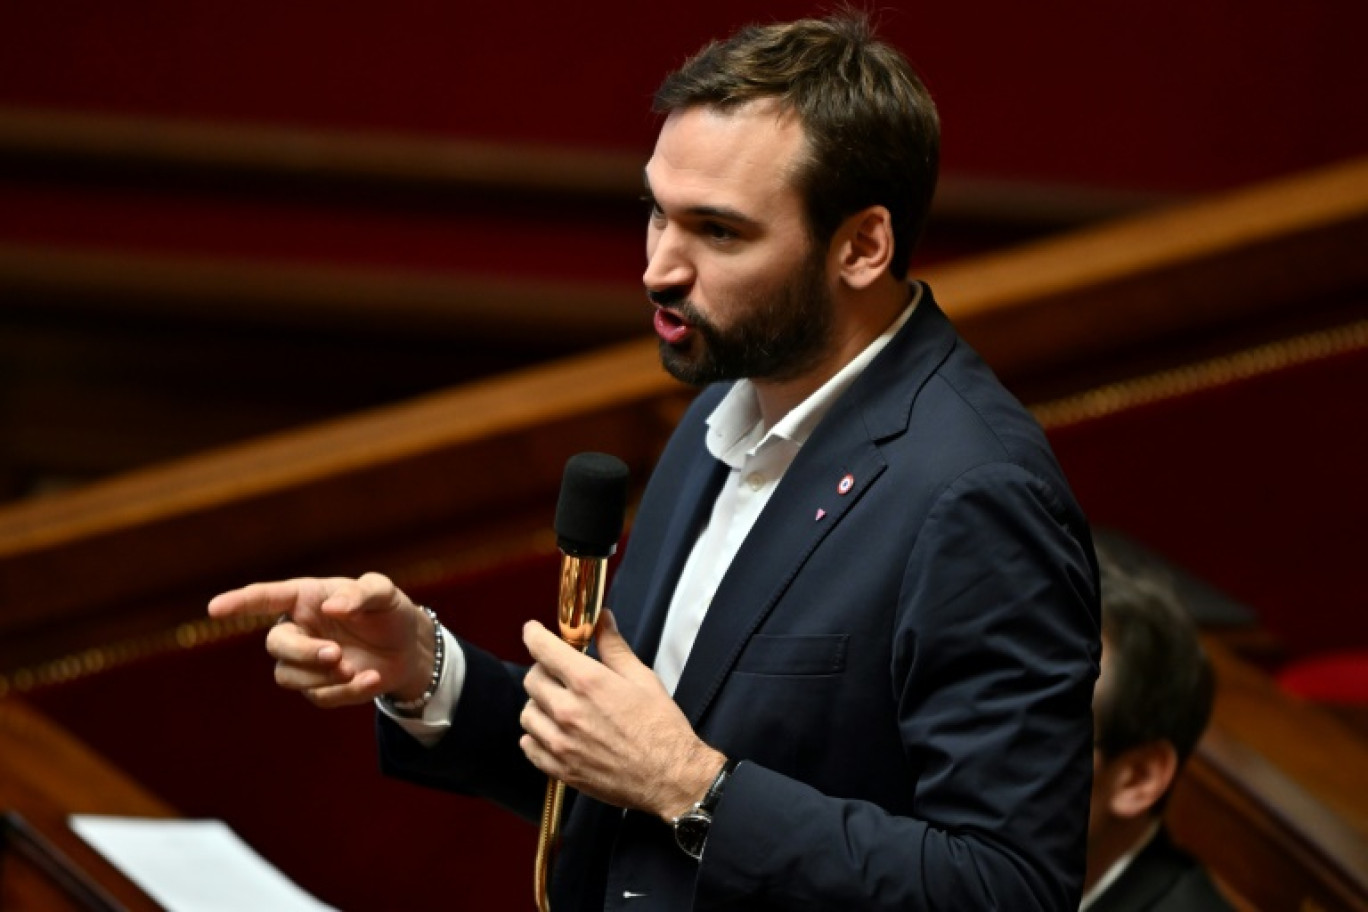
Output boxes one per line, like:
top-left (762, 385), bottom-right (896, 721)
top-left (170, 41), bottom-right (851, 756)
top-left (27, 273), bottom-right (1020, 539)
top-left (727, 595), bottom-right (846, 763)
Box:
top-left (1094, 546), bottom-right (1215, 773)
top-left (653, 12), bottom-right (940, 280)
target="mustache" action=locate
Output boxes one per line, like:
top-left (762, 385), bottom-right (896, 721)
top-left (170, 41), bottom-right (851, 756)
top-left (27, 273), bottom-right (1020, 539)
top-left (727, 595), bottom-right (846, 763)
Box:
top-left (648, 295), bottom-right (714, 337)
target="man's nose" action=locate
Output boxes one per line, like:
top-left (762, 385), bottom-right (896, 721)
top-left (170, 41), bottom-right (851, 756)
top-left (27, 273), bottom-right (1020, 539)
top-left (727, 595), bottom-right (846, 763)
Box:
top-left (643, 227), bottom-right (693, 295)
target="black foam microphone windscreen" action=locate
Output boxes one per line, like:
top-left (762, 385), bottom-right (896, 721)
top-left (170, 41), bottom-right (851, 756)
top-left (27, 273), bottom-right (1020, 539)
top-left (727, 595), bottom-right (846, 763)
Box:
top-left (554, 452), bottom-right (630, 558)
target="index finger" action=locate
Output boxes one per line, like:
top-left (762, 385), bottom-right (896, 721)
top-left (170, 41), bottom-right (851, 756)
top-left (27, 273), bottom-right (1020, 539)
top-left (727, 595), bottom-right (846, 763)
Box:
top-left (207, 579), bottom-right (321, 620)
top-left (523, 620), bottom-right (598, 686)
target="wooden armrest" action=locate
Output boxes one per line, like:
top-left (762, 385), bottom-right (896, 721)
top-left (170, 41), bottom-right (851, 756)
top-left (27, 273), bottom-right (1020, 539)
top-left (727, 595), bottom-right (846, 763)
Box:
top-left (1169, 638), bottom-right (1368, 911)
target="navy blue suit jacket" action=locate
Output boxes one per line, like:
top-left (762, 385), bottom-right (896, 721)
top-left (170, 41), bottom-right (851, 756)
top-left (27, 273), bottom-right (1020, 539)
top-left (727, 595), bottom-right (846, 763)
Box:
top-left (380, 286), bottom-right (1101, 911)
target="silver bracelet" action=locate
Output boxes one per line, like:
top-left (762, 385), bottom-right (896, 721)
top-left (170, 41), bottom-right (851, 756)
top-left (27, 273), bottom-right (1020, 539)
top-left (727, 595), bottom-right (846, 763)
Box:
top-left (385, 606), bottom-right (444, 715)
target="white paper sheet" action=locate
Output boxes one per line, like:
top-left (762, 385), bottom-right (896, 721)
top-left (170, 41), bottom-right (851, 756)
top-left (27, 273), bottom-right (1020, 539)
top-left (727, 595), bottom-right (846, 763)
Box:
top-left (70, 816), bottom-right (339, 912)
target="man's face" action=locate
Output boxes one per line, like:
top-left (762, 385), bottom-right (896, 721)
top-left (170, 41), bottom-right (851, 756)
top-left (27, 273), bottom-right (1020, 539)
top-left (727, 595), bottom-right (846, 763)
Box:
top-left (642, 101), bottom-right (835, 386)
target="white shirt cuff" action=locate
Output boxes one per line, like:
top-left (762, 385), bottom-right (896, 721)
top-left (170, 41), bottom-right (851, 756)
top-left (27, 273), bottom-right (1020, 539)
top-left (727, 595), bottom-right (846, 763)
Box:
top-left (375, 626), bottom-right (466, 747)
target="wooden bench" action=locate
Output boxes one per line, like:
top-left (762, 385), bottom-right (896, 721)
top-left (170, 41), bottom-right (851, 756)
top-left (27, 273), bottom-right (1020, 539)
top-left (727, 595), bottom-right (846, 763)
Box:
top-left (1171, 637), bottom-right (1368, 911)
top-left (0, 697), bottom-right (170, 911)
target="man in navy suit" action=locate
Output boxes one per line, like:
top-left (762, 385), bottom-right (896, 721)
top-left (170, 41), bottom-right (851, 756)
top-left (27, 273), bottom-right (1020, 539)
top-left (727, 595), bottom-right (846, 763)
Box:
top-left (210, 13), bottom-right (1100, 910)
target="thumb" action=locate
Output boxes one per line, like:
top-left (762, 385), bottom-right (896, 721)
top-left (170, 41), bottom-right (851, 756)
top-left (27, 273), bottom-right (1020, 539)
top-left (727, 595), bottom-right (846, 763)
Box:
top-left (595, 610), bottom-right (644, 675)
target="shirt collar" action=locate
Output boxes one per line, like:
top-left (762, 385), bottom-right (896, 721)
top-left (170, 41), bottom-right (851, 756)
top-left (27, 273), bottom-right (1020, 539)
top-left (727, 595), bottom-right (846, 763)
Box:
top-left (1079, 821), bottom-right (1162, 911)
top-left (705, 283), bottom-right (922, 469)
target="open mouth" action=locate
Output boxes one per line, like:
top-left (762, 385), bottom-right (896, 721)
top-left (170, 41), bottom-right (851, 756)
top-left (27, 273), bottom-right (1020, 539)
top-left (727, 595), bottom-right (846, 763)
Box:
top-left (653, 306), bottom-right (694, 345)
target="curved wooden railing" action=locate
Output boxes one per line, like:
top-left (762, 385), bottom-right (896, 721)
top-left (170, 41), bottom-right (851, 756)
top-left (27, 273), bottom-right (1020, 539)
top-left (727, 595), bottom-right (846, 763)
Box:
top-left (2, 155), bottom-right (1364, 649)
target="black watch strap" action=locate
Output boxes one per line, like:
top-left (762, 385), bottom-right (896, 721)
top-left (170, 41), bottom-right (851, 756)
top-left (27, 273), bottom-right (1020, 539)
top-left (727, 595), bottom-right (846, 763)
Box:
top-left (698, 757), bottom-right (739, 814)
top-left (670, 758), bottom-right (740, 861)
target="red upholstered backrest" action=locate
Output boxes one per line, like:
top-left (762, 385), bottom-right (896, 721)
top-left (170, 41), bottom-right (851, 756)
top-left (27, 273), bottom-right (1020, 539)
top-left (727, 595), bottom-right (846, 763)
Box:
top-left (1278, 652), bottom-right (1368, 704)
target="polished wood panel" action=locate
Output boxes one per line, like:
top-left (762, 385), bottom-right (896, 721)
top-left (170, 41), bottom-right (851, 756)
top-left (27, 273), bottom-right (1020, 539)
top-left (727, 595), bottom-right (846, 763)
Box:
top-left (931, 156), bottom-right (1368, 393)
top-left (0, 698), bottom-right (169, 911)
top-left (0, 243), bottom-right (645, 347)
top-left (0, 337), bottom-right (689, 654)
top-left (1170, 639), bottom-right (1368, 911)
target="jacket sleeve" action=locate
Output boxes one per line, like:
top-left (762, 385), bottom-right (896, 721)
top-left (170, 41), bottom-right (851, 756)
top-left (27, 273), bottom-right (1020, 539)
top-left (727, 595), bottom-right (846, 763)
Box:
top-left (377, 640), bottom-right (546, 823)
top-left (695, 462), bottom-right (1101, 911)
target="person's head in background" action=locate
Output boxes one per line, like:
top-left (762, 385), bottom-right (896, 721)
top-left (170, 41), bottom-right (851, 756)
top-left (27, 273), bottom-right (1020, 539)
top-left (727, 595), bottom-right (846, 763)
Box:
top-left (1086, 545), bottom-right (1216, 892)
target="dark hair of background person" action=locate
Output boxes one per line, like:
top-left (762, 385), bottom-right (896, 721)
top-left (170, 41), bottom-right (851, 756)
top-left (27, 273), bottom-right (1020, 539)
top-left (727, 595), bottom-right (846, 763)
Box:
top-left (1095, 547), bottom-right (1216, 797)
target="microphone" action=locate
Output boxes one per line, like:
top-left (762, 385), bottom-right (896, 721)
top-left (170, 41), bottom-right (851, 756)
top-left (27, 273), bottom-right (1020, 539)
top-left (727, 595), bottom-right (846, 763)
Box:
top-left (552, 452), bottom-right (630, 649)
top-left (536, 452), bottom-right (629, 912)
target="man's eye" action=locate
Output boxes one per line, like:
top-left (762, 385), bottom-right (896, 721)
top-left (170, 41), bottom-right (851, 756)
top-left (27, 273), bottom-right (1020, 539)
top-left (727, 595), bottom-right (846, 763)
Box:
top-left (703, 222), bottom-right (737, 241)
top-left (641, 195), bottom-right (665, 219)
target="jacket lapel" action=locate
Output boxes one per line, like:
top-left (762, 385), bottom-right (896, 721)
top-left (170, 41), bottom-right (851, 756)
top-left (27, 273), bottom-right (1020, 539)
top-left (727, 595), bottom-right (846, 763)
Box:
top-left (627, 451), bottom-right (728, 667)
top-left (669, 287), bottom-right (959, 726)
top-left (670, 432), bottom-right (887, 724)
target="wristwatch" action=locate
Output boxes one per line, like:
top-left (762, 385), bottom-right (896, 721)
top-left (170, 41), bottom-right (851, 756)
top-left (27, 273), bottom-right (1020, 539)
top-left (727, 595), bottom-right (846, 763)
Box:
top-left (671, 758), bottom-right (739, 861)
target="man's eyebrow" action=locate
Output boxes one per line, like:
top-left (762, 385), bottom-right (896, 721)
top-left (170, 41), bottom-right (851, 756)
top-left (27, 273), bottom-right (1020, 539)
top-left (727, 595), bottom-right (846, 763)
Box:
top-left (686, 204), bottom-right (760, 228)
top-left (640, 172), bottom-right (761, 228)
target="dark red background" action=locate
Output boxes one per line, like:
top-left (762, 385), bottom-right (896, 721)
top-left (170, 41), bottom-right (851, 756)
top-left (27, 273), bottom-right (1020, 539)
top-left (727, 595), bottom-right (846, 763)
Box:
top-left (3, 1), bottom-right (1365, 190)
top-left (3, 1), bottom-right (1367, 281)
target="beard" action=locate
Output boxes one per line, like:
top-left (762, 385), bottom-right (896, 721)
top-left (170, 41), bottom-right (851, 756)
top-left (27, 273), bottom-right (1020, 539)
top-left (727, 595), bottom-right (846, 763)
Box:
top-left (657, 251), bottom-right (835, 387)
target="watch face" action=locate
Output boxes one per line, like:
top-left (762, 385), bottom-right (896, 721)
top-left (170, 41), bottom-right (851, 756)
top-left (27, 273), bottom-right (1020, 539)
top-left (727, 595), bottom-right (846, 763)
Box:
top-left (673, 810), bottom-right (711, 860)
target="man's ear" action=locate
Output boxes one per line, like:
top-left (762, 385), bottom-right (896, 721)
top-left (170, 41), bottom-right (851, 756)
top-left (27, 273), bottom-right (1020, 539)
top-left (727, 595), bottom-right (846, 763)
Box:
top-left (1105, 740), bottom-right (1179, 819)
top-left (832, 205), bottom-right (894, 290)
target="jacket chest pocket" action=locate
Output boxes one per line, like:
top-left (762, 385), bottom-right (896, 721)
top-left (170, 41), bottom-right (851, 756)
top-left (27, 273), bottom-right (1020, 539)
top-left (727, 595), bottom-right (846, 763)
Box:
top-left (733, 633), bottom-right (848, 677)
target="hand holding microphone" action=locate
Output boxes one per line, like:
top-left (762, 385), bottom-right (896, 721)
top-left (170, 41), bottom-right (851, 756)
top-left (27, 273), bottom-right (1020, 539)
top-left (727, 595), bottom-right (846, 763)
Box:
top-left (527, 454), bottom-right (727, 909)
